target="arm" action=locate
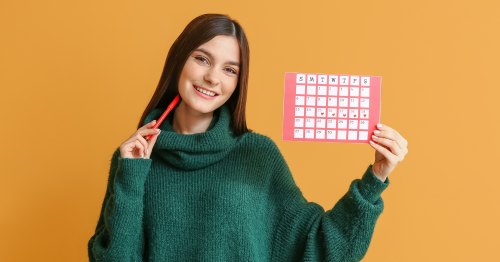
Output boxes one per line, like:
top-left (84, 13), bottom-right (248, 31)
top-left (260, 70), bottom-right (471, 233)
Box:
top-left (88, 148), bottom-right (152, 261)
top-left (269, 148), bottom-right (388, 261)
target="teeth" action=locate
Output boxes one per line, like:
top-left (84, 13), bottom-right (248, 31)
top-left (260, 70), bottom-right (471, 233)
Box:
top-left (195, 86), bottom-right (216, 97)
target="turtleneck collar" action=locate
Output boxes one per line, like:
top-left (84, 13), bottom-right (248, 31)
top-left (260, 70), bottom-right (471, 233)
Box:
top-left (142, 105), bottom-right (239, 170)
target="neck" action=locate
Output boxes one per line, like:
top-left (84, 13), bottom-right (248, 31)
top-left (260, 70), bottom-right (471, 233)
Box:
top-left (172, 102), bottom-right (214, 134)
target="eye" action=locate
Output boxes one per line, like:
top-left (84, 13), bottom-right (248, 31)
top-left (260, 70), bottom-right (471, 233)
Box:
top-left (194, 55), bottom-right (209, 65)
top-left (224, 67), bottom-right (238, 75)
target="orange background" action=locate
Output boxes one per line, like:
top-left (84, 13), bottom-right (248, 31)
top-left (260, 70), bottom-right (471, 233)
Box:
top-left (1, 0), bottom-right (499, 261)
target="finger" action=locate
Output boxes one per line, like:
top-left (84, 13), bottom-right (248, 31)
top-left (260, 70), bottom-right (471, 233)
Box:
top-left (139, 120), bottom-right (157, 131)
top-left (376, 123), bottom-right (408, 148)
top-left (369, 140), bottom-right (398, 164)
top-left (146, 132), bottom-right (160, 157)
top-left (138, 128), bottom-right (161, 142)
top-left (139, 129), bottom-right (161, 153)
top-left (133, 140), bottom-right (146, 158)
top-left (134, 133), bottom-right (150, 156)
top-left (137, 127), bottom-right (161, 137)
top-left (374, 124), bottom-right (406, 150)
top-left (373, 129), bottom-right (402, 151)
top-left (372, 135), bottom-right (403, 159)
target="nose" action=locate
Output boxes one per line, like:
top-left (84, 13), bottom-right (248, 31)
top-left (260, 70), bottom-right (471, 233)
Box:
top-left (203, 68), bottom-right (221, 87)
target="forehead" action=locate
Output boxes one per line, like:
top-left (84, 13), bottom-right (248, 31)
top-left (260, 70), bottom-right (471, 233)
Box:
top-left (195, 35), bottom-right (240, 64)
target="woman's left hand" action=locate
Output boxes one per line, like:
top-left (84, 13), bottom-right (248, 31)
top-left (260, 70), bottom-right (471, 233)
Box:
top-left (369, 123), bottom-right (408, 182)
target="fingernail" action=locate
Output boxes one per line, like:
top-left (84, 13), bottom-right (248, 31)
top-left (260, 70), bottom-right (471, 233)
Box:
top-left (372, 135), bottom-right (378, 139)
top-left (155, 129), bottom-right (161, 133)
top-left (377, 123), bottom-right (382, 128)
top-left (374, 130), bottom-right (381, 135)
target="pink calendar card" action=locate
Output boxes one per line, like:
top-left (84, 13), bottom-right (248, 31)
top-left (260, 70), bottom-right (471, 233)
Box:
top-left (283, 72), bottom-right (381, 143)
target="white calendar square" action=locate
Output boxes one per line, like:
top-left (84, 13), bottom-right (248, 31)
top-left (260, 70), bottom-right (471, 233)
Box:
top-left (305, 129), bottom-right (314, 138)
top-left (317, 108), bottom-right (326, 117)
top-left (294, 129), bottom-right (304, 138)
top-left (316, 118), bottom-right (326, 128)
top-left (337, 130), bottom-right (347, 140)
top-left (306, 107), bottom-right (315, 117)
top-left (349, 120), bottom-right (358, 129)
top-left (284, 72), bottom-right (381, 143)
top-left (317, 97), bottom-right (327, 106)
top-left (327, 119), bottom-right (336, 128)
top-left (318, 75), bottom-right (328, 84)
top-left (339, 87), bottom-right (349, 96)
top-left (296, 85), bottom-right (305, 95)
top-left (329, 75), bottom-right (338, 85)
top-left (294, 118), bottom-right (304, 127)
top-left (360, 98), bottom-right (370, 108)
top-left (307, 85), bottom-right (316, 95)
top-left (350, 87), bottom-right (360, 96)
top-left (361, 87), bottom-right (370, 97)
top-left (360, 109), bottom-right (369, 119)
top-left (328, 108), bottom-right (337, 117)
top-left (326, 130), bottom-right (336, 139)
top-left (359, 131), bottom-right (368, 140)
top-left (328, 97), bottom-right (337, 107)
top-left (305, 118), bottom-right (315, 127)
top-left (349, 98), bottom-right (359, 107)
top-left (360, 120), bottom-right (369, 130)
top-left (361, 76), bottom-right (370, 86)
top-left (318, 86), bottom-right (327, 95)
top-left (338, 119), bottom-right (347, 129)
top-left (339, 97), bottom-right (348, 107)
top-left (340, 76), bottom-right (349, 85)
top-left (296, 96), bottom-right (305, 105)
top-left (328, 86), bottom-right (338, 96)
top-left (350, 76), bottom-right (360, 86)
top-left (307, 75), bottom-right (317, 84)
top-left (306, 96), bottom-right (316, 106)
top-left (297, 74), bottom-right (306, 83)
top-left (295, 107), bottom-right (304, 116)
top-left (349, 109), bottom-right (359, 118)
top-left (348, 131), bottom-right (358, 140)
top-left (316, 129), bottom-right (325, 139)
top-left (339, 109), bottom-right (348, 118)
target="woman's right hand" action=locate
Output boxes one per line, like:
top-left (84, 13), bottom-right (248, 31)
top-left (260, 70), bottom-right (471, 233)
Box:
top-left (119, 120), bottom-right (161, 159)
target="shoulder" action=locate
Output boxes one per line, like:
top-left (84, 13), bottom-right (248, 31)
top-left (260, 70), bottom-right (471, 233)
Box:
top-left (239, 131), bottom-right (281, 153)
top-left (235, 131), bottom-right (288, 169)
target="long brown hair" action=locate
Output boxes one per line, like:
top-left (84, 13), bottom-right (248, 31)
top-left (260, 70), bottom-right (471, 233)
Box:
top-left (137, 14), bottom-right (250, 136)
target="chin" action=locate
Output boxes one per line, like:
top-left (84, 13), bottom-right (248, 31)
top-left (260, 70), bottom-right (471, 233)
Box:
top-left (188, 101), bottom-right (221, 115)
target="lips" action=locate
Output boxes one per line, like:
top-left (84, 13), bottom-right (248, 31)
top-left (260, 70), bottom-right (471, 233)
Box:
top-left (194, 85), bottom-right (218, 97)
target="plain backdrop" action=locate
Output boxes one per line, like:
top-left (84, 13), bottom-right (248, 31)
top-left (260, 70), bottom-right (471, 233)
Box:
top-left (1, 0), bottom-right (499, 261)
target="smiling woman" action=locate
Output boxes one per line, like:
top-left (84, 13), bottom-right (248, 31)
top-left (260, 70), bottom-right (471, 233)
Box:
top-left (87, 13), bottom-right (408, 262)
top-left (175, 35), bottom-right (241, 127)
top-left (138, 14), bottom-right (250, 136)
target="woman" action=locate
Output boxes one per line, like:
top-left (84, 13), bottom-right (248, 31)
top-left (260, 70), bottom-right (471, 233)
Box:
top-left (88, 13), bottom-right (408, 261)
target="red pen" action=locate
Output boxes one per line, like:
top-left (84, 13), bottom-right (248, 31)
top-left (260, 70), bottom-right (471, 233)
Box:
top-left (145, 95), bottom-right (181, 141)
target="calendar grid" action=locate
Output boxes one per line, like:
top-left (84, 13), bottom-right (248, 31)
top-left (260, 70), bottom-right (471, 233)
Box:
top-left (283, 72), bottom-right (381, 143)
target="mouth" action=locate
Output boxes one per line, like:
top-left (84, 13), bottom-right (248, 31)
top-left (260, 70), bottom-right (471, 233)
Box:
top-left (194, 85), bottom-right (218, 97)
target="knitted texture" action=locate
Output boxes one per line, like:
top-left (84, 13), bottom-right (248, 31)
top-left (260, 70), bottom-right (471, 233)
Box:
top-left (88, 105), bottom-right (389, 261)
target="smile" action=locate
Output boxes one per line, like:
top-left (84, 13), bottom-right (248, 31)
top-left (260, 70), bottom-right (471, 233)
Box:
top-left (194, 85), bottom-right (217, 97)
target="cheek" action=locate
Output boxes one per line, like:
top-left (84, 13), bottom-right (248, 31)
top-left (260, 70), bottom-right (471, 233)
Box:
top-left (224, 79), bottom-right (239, 95)
top-left (179, 61), bottom-right (198, 81)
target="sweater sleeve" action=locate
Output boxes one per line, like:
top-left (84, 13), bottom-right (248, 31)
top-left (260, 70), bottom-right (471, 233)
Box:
top-left (269, 145), bottom-right (389, 262)
top-left (88, 148), bottom-right (152, 261)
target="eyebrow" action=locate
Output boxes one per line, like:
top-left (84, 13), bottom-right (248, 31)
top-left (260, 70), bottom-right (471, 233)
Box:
top-left (193, 48), bottom-right (240, 67)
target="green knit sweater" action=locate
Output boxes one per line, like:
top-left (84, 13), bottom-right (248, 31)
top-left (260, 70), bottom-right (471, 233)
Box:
top-left (88, 105), bottom-right (389, 261)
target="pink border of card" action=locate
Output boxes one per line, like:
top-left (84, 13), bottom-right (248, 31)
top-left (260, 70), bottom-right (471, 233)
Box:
top-left (282, 72), bottom-right (381, 144)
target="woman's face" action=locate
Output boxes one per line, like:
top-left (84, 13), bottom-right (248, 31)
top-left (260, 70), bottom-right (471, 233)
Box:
top-left (177, 35), bottom-right (240, 115)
